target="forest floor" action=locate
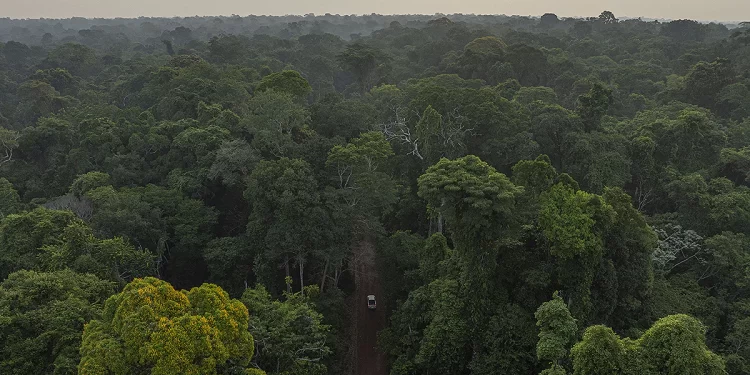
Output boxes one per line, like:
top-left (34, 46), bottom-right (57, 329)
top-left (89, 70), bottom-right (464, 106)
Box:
top-left (349, 238), bottom-right (388, 375)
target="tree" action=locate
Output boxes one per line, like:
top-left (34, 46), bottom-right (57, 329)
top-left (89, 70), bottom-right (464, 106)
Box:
top-left (536, 292), bottom-right (577, 374)
top-left (633, 105), bottom-right (726, 173)
top-left (683, 59), bottom-right (733, 110)
top-left (652, 224), bottom-right (706, 275)
top-left (208, 35), bottom-right (250, 63)
top-left (325, 131), bottom-right (397, 216)
top-left (576, 83), bottom-right (612, 132)
top-left (29, 68), bottom-right (77, 95)
top-left (539, 184), bottom-right (614, 320)
top-left (600, 187), bottom-right (657, 329)
top-left (563, 131), bottom-right (631, 193)
top-left (417, 155), bottom-right (522, 324)
top-left (0, 270), bottom-right (115, 375)
top-left (514, 87), bottom-right (559, 108)
top-left (79, 277), bottom-right (259, 375)
top-left (570, 325), bottom-right (625, 375)
top-left (203, 236), bottom-right (255, 297)
top-left (0, 178), bottom-right (20, 219)
top-left (512, 154), bottom-right (558, 197)
top-left (15, 80), bottom-right (72, 125)
top-left (470, 303), bottom-right (538, 374)
top-left (571, 22), bottom-right (593, 39)
top-left (529, 103), bottom-right (581, 171)
top-left (458, 36), bottom-right (508, 83)
top-left (505, 44), bottom-right (550, 86)
top-left (241, 285), bottom-right (331, 374)
top-left (0, 126), bottom-right (19, 168)
top-left (245, 158), bottom-right (330, 293)
top-left (638, 314), bottom-right (726, 374)
top-left (384, 277), bottom-right (472, 375)
top-left (256, 70), bottom-right (312, 99)
top-left (85, 185), bottom-right (216, 286)
top-left (662, 20), bottom-right (707, 42)
top-left (0, 207), bottom-right (155, 282)
top-left (247, 90), bottom-right (309, 158)
top-left (337, 43), bottom-right (388, 92)
top-left (539, 184), bottom-right (603, 260)
top-left (598, 11), bottom-right (618, 24)
top-left (69, 171), bottom-right (111, 198)
top-left (570, 314), bottom-right (725, 375)
top-left (540, 13), bottom-right (560, 28)
top-left (42, 43), bottom-right (97, 76)
top-left (417, 155), bottom-right (521, 243)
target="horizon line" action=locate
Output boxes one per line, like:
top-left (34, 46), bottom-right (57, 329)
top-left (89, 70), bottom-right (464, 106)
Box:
top-left (1, 13), bottom-right (747, 24)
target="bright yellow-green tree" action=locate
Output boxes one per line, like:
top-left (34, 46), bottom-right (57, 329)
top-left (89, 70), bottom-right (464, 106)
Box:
top-left (78, 277), bottom-right (262, 375)
top-left (571, 314), bottom-right (726, 375)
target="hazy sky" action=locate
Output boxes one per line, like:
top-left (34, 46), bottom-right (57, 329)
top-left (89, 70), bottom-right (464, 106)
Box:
top-left (3, 0), bottom-right (748, 22)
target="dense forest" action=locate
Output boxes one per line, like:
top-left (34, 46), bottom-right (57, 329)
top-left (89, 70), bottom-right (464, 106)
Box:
top-left (1, 10), bottom-right (750, 375)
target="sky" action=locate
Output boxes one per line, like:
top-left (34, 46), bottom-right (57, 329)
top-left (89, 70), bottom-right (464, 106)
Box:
top-left (2, 0), bottom-right (748, 22)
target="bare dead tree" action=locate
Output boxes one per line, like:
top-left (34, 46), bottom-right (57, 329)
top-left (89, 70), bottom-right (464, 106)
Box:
top-left (653, 224), bottom-right (713, 280)
top-left (0, 128), bottom-right (19, 167)
top-left (379, 106), bottom-right (424, 160)
top-left (635, 179), bottom-right (653, 212)
top-left (438, 107), bottom-right (472, 158)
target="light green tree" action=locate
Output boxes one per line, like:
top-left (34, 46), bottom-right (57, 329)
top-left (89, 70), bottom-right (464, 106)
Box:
top-left (535, 292), bottom-right (577, 375)
top-left (79, 277), bottom-right (260, 375)
top-left (0, 178), bottom-right (20, 219)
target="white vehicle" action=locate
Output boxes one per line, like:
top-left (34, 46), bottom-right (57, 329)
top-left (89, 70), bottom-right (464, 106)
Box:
top-left (367, 295), bottom-right (376, 310)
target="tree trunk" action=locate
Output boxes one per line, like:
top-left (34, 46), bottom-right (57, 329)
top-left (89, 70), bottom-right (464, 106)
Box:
top-left (437, 197), bottom-right (445, 233)
top-left (334, 264), bottom-right (341, 288)
top-left (299, 256), bottom-right (305, 296)
top-left (320, 259), bottom-right (329, 292)
top-left (285, 256), bottom-right (291, 294)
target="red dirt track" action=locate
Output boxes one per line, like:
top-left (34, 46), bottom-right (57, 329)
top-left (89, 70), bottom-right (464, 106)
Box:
top-left (351, 239), bottom-right (388, 375)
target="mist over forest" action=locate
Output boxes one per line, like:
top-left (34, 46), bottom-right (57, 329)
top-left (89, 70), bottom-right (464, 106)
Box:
top-left (1, 10), bottom-right (750, 375)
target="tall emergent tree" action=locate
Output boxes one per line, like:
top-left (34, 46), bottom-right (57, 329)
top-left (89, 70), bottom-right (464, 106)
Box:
top-left (78, 277), bottom-right (260, 375)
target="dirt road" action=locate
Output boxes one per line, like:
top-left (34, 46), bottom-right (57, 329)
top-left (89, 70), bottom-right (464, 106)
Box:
top-left (350, 239), bottom-right (388, 375)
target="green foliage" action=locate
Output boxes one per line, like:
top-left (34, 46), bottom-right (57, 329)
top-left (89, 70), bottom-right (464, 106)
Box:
top-left (0, 270), bottom-right (115, 375)
top-left (70, 171), bottom-right (111, 198)
top-left (79, 277), bottom-right (255, 375)
top-left (337, 43), bottom-right (388, 92)
top-left (576, 83), bottom-right (612, 132)
top-left (572, 315), bottom-right (725, 374)
top-left (247, 90), bottom-right (309, 157)
top-left (571, 315), bottom-right (726, 375)
top-left (638, 314), bottom-right (725, 375)
top-left (417, 155), bottom-right (521, 235)
top-left (241, 285), bottom-right (331, 375)
top-left (0, 208), bottom-right (154, 282)
top-left (246, 157), bottom-right (331, 292)
top-left (512, 154), bottom-right (557, 197)
top-left (326, 131), bottom-right (397, 216)
top-left (539, 184), bottom-right (604, 259)
top-left (385, 278), bottom-right (472, 375)
top-left (684, 59), bottom-right (733, 110)
top-left (0, 13), bottom-right (747, 375)
top-left (571, 325), bottom-right (626, 375)
top-left (470, 303), bottom-right (538, 374)
top-left (535, 292), bottom-right (577, 368)
top-left (85, 184), bottom-right (217, 278)
top-left (256, 70), bottom-right (312, 99)
top-left (0, 178), bottom-right (20, 218)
